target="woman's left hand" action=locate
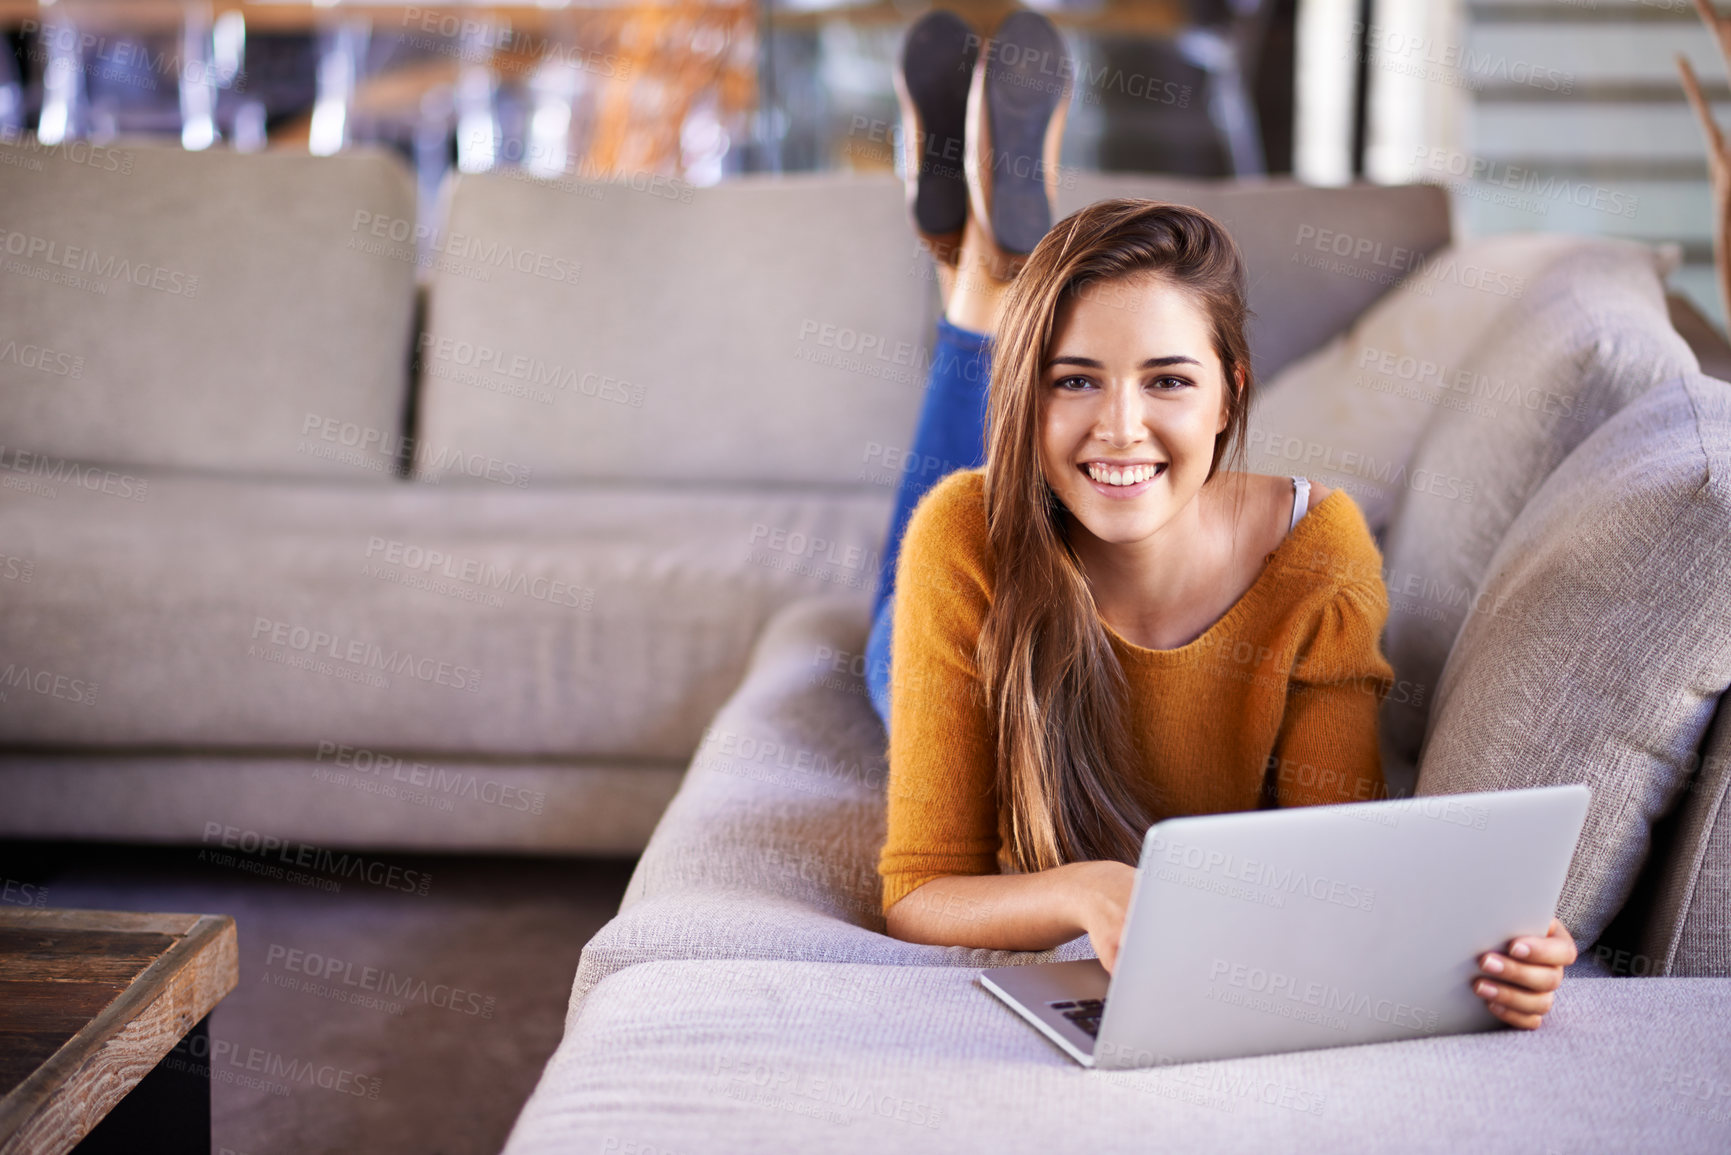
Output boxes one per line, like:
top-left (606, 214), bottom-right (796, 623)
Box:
top-left (1473, 917), bottom-right (1576, 1029)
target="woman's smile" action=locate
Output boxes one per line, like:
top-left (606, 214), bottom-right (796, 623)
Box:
top-left (1077, 460), bottom-right (1167, 497)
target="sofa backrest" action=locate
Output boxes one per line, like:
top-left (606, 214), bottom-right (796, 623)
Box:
top-left (413, 172), bottom-right (1451, 486)
top-left (1059, 174), bottom-right (1452, 386)
top-left (1628, 696), bottom-right (1731, 976)
top-left (0, 139), bottom-right (417, 480)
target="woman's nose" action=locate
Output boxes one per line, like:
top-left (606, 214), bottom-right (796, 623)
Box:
top-left (1096, 383), bottom-right (1142, 446)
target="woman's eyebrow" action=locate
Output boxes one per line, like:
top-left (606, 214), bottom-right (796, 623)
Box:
top-left (1045, 354), bottom-right (1203, 369)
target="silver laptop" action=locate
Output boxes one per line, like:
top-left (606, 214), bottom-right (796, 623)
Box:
top-left (980, 784), bottom-right (1590, 1069)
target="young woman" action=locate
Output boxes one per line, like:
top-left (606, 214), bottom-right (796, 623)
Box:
top-left (866, 8), bottom-right (1576, 1031)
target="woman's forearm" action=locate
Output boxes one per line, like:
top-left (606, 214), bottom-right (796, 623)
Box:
top-left (883, 863), bottom-right (1104, 951)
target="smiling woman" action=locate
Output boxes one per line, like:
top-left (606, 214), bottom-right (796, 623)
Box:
top-left (858, 9), bottom-right (1579, 1034)
top-left (871, 195), bottom-right (1575, 1029)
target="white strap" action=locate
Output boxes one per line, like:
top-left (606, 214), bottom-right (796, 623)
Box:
top-left (1289, 476), bottom-right (1310, 534)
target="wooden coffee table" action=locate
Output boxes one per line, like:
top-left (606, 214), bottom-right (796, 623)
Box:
top-left (0, 909), bottom-right (238, 1155)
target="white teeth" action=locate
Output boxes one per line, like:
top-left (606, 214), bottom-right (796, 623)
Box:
top-left (1085, 463), bottom-right (1162, 486)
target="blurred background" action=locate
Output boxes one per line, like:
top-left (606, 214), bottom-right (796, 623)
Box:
top-left (0, 0), bottom-right (1718, 321)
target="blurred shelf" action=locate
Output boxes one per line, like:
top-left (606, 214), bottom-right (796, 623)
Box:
top-left (0, 1), bottom-right (1181, 36)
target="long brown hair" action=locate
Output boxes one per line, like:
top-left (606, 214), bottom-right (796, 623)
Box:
top-left (978, 198), bottom-right (1256, 874)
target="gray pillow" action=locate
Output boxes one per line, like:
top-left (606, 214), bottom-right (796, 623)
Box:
top-left (1415, 373), bottom-right (1731, 946)
top-left (1615, 698), bottom-right (1731, 977)
top-left (1378, 243), bottom-right (1698, 795)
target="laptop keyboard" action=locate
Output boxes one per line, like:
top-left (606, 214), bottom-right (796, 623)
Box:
top-left (1049, 998), bottom-right (1106, 1037)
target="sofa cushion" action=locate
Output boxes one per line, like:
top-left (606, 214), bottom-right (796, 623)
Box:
top-left (1416, 374), bottom-right (1731, 948)
top-left (0, 472), bottom-right (890, 760)
top-left (1603, 696), bottom-right (1731, 978)
top-left (572, 593), bottom-right (1094, 1009)
top-left (506, 958), bottom-right (1731, 1155)
top-left (414, 173), bottom-right (1449, 488)
top-left (0, 140), bottom-right (416, 479)
top-left (414, 171), bottom-right (936, 487)
top-left (1376, 241), bottom-right (1698, 794)
top-left (1059, 175), bottom-right (1452, 383)
top-left (1246, 235), bottom-right (1661, 538)
top-left (1648, 700), bottom-right (1731, 976)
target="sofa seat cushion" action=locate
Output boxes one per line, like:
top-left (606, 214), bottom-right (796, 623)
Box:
top-left (1418, 374), bottom-right (1731, 949)
top-left (505, 959), bottom-right (1731, 1155)
top-left (569, 593), bottom-right (1094, 1008)
top-left (0, 472), bottom-right (890, 759)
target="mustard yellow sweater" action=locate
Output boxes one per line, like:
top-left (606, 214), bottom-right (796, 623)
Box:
top-left (878, 468), bottom-right (1397, 912)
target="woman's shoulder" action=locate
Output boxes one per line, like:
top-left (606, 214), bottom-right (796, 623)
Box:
top-left (899, 467), bottom-right (993, 589)
top-left (905, 466), bottom-right (988, 541)
top-left (1242, 472), bottom-right (1384, 590)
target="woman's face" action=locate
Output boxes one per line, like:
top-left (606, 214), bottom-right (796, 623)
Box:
top-left (1037, 274), bottom-right (1235, 550)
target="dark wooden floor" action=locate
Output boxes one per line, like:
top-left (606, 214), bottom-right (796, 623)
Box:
top-left (0, 841), bottom-right (634, 1155)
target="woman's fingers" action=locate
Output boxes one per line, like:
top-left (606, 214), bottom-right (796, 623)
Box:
top-left (1478, 951), bottom-right (1562, 993)
top-left (1474, 977), bottom-right (1555, 1018)
top-left (1484, 1000), bottom-right (1545, 1030)
top-left (1508, 918), bottom-right (1578, 967)
top-left (1474, 920), bottom-right (1574, 1030)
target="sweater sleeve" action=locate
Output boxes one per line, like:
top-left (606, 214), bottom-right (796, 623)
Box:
top-left (1271, 580), bottom-right (1394, 808)
top-left (877, 473), bottom-right (1001, 911)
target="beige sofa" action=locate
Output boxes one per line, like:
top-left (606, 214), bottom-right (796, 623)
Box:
top-left (0, 142), bottom-right (1447, 856)
top-left (496, 191), bottom-right (1731, 1152)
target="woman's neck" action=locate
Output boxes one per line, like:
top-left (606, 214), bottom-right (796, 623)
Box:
top-left (1067, 481), bottom-right (1240, 651)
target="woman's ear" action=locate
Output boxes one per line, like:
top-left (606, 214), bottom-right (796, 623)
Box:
top-left (1217, 365), bottom-right (1242, 435)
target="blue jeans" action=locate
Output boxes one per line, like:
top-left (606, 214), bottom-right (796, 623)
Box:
top-left (867, 315), bottom-right (993, 727)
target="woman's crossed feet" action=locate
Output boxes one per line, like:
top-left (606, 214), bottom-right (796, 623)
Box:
top-left (895, 7), bottom-right (1072, 334)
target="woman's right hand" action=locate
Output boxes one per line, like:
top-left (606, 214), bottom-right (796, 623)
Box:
top-left (1066, 860), bottom-right (1138, 973)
